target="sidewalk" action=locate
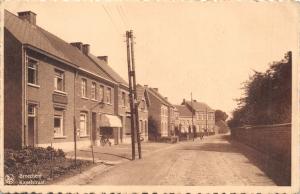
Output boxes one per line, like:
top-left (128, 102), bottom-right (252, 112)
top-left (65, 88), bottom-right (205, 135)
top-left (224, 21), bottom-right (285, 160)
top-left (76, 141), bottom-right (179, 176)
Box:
top-left (66, 142), bottom-right (175, 163)
top-left (56, 142), bottom-right (177, 184)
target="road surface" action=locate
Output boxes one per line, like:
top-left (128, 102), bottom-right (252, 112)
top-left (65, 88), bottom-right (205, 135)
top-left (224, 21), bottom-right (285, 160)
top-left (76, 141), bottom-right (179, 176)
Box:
top-left (88, 134), bottom-right (276, 185)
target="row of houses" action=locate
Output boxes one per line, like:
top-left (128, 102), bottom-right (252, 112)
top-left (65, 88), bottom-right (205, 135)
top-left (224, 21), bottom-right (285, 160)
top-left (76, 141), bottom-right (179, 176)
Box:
top-left (4, 10), bottom-right (215, 151)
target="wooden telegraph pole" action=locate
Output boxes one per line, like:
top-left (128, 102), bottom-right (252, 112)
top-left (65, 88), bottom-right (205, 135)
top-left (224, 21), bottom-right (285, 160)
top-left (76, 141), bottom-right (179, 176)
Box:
top-left (130, 30), bottom-right (142, 159)
top-left (126, 30), bottom-right (142, 160)
top-left (191, 92), bottom-right (194, 141)
top-left (126, 31), bottom-right (136, 160)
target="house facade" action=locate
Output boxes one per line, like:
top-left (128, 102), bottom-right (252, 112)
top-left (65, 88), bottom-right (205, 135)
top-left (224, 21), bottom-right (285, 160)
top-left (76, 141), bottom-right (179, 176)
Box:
top-left (181, 99), bottom-right (216, 134)
top-left (146, 86), bottom-right (173, 137)
top-left (4, 10), bottom-right (148, 150)
top-left (174, 105), bottom-right (194, 133)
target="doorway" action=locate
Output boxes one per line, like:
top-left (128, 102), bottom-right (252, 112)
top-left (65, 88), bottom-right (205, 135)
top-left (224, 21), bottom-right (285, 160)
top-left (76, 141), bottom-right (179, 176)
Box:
top-left (92, 112), bottom-right (97, 145)
top-left (27, 104), bottom-right (36, 147)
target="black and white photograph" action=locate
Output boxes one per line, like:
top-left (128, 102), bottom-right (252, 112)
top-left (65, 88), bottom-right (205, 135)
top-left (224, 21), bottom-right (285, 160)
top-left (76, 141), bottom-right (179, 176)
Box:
top-left (1, 1), bottom-right (299, 193)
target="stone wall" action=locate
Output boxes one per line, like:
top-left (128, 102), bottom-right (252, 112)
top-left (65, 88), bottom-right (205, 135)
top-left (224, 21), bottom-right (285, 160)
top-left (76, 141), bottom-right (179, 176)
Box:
top-left (231, 123), bottom-right (291, 185)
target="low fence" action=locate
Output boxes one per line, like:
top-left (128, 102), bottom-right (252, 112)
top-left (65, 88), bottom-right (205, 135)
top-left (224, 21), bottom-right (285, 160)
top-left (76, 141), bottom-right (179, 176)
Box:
top-left (231, 123), bottom-right (291, 185)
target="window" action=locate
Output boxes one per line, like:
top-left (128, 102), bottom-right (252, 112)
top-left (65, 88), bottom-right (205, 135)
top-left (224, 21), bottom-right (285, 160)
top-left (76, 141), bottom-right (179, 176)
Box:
top-left (106, 87), bottom-right (112, 104)
top-left (28, 104), bottom-right (37, 146)
top-left (91, 82), bottom-right (96, 100)
top-left (54, 70), bottom-right (64, 92)
top-left (99, 85), bottom-right (104, 102)
top-left (80, 112), bottom-right (88, 136)
top-left (145, 121), bottom-right (148, 135)
top-left (121, 92), bottom-right (126, 107)
top-left (28, 104), bottom-right (36, 117)
top-left (81, 79), bottom-right (87, 97)
top-left (141, 100), bottom-right (146, 110)
top-left (139, 120), bottom-right (143, 133)
top-left (54, 109), bottom-right (64, 137)
top-left (27, 58), bottom-right (38, 85)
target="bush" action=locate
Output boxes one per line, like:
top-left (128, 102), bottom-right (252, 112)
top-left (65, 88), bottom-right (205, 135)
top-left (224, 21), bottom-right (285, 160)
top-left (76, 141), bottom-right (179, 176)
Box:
top-left (4, 146), bottom-right (69, 184)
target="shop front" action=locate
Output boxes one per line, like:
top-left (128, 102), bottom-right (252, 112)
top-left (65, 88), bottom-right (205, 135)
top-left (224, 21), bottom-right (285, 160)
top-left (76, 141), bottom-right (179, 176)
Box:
top-left (98, 114), bottom-right (122, 145)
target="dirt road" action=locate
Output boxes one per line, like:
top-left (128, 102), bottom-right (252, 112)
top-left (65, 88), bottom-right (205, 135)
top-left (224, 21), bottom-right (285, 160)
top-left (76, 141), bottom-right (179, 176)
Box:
top-left (88, 134), bottom-right (275, 185)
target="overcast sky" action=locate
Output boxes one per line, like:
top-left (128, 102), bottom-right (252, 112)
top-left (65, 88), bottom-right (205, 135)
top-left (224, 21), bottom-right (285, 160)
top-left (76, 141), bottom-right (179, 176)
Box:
top-left (4, 1), bottom-right (298, 116)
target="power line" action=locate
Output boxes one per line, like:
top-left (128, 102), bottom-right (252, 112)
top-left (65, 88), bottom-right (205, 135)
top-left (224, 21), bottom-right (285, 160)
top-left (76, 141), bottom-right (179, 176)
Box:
top-left (117, 5), bottom-right (128, 29)
top-left (102, 4), bottom-right (121, 34)
top-left (120, 5), bottom-right (131, 28)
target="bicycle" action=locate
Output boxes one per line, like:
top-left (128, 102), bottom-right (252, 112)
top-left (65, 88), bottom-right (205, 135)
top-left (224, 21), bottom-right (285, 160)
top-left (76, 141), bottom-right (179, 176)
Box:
top-left (100, 135), bottom-right (112, 146)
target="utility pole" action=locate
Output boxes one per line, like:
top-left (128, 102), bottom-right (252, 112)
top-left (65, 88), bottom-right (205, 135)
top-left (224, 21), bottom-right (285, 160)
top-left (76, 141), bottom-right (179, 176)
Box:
top-left (205, 107), bottom-right (208, 136)
top-left (126, 30), bottom-right (142, 160)
top-left (130, 30), bottom-right (142, 159)
top-left (191, 92), bottom-right (194, 141)
top-left (126, 31), bottom-right (136, 160)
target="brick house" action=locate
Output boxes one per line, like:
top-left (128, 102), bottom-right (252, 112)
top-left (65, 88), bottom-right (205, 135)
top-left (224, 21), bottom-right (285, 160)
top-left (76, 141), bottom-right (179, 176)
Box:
top-left (136, 84), bottom-right (151, 141)
top-left (4, 10), bottom-right (148, 150)
top-left (181, 99), bottom-right (216, 134)
top-left (145, 86), bottom-right (174, 137)
top-left (88, 55), bottom-right (150, 143)
top-left (174, 105), bottom-right (194, 134)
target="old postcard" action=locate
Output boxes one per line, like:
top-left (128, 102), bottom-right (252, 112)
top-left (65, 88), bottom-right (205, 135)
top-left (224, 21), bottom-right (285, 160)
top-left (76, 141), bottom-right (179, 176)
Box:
top-left (0, 1), bottom-right (299, 193)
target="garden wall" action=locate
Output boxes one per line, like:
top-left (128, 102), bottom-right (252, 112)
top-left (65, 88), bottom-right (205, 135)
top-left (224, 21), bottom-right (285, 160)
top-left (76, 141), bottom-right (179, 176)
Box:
top-left (231, 123), bottom-right (291, 185)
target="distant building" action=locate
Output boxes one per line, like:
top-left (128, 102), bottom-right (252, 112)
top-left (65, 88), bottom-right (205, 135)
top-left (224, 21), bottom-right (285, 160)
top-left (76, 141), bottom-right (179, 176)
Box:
top-left (181, 99), bottom-right (216, 134)
top-left (174, 105), bottom-right (193, 133)
top-left (145, 86), bottom-right (174, 138)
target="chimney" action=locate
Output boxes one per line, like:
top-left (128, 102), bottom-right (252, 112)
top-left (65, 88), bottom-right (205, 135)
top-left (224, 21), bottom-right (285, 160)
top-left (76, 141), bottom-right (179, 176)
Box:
top-left (164, 97), bottom-right (168, 101)
top-left (193, 100), bottom-right (197, 102)
top-left (70, 42), bottom-right (83, 51)
top-left (183, 98), bottom-right (186, 104)
top-left (153, 88), bottom-right (158, 92)
top-left (82, 44), bottom-right (90, 55)
top-left (18, 11), bottom-right (36, 25)
top-left (97, 56), bottom-right (108, 63)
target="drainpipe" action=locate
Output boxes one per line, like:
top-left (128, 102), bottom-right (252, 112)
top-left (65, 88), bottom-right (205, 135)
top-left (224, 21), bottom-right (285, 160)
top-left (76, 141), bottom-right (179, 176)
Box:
top-left (23, 46), bottom-right (27, 147)
top-left (73, 69), bottom-right (78, 164)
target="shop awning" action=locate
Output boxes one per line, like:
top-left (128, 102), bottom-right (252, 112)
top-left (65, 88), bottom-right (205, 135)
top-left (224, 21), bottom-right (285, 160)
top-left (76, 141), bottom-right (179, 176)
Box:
top-left (99, 114), bottom-right (122, 127)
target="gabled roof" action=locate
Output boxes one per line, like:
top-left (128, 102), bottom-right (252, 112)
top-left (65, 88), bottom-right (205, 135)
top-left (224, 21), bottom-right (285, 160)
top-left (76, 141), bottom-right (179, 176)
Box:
top-left (147, 87), bottom-right (173, 107)
top-left (136, 84), bottom-right (151, 107)
top-left (183, 100), bottom-right (214, 112)
top-left (88, 54), bottom-right (128, 87)
top-left (4, 10), bottom-right (113, 82)
top-left (174, 105), bottom-right (193, 117)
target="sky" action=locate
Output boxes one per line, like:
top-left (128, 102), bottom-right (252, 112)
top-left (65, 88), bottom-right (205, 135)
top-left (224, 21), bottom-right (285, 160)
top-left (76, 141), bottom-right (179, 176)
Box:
top-left (4, 1), bottom-right (299, 116)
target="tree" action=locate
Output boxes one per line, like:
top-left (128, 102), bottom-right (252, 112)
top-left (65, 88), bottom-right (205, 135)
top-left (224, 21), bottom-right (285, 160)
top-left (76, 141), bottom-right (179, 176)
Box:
top-left (215, 110), bottom-right (228, 122)
top-left (148, 116), bottom-right (159, 140)
top-left (228, 51), bottom-right (291, 128)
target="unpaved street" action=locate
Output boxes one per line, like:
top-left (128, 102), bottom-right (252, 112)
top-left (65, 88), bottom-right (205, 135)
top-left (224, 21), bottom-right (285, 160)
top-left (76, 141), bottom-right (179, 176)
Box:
top-left (88, 135), bottom-right (276, 185)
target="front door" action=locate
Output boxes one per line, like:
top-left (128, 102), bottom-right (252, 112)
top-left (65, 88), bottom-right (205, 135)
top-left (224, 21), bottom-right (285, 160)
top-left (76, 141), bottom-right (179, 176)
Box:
top-left (27, 104), bottom-right (36, 147)
top-left (28, 117), bottom-right (35, 146)
top-left (92, 112), bottom-right (97, 145)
